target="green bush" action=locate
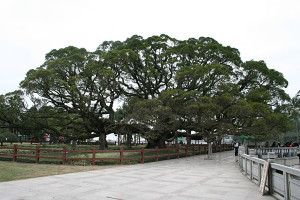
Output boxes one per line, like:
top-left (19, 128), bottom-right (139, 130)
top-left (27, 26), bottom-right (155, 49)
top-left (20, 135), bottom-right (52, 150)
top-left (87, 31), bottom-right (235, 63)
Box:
top-left (0, 132), bottom-right (18, 142)
top-left (0, 134), bottom-right (5, 141)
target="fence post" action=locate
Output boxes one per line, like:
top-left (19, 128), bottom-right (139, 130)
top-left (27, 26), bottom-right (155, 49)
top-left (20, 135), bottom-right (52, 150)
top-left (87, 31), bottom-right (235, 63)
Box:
top-left (92, 147), bottom-right (96, 165)
top-left (192, 145), bottom-right (195, 156)
top-left (283, 172), bottom-right (289, 200)
top-left (176, 145), bottom-right (179, 158)
top-left (258, 162), bottom-right (262, 184)
top-left (141, 147), bottom-right (144, 164)
top-left (155, 146), bottom-right (158, 162)
top-left (267, 160), bottom-right (273, 195)
top-left (62, 146), bottom-right (67, 165)
top-left (13, 144), bottom-right (18, 162)
top-left (35, 145), bottom-right (40, 163)
top-left (120, 147), bottom-right (124, 165)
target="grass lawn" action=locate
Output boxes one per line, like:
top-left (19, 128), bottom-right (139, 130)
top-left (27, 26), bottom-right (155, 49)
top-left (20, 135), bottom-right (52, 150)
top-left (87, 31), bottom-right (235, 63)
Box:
top-left (0, 143), bottom-right (210, 182)
top-left (0, 161), bottom-right (118, 182)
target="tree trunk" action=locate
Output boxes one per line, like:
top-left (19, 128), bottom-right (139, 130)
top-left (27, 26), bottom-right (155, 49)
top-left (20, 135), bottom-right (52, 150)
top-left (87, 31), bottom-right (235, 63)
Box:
top-left (99, 133), bottom-right (107, 150)
top-left (146, 138), bottom-right (166, 149)
top-left (126, 134), bottom-right (132, 149)
top-left (175, 137), bottom-right (178, 146)
top-left (71, 140), bottom-right (76, 149)
top-left (186, 129), bottom-right (192, 146)
top-left (139, 135), bottom-right (141, 145)
top-left (296, 120), bottom-right (299, 142)
top-left (205, 142), bottom-right (213, 160)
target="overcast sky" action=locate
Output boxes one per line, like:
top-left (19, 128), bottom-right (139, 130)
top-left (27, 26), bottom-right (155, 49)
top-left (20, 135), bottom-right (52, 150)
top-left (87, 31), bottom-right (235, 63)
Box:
top-left (0, 0), bottom-right (299, 98)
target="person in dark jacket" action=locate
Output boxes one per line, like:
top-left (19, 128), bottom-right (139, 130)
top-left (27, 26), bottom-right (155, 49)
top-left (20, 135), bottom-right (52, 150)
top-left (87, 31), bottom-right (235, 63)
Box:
top-left (271, 141), bottom-right (276, 147)
top-left (233, 139), bottom-right (239, 156)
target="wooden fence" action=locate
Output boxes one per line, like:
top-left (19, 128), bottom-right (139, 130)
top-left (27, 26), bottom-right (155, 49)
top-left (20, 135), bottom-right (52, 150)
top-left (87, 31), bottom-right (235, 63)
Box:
top-left (0, 139), bottom-right (209, 146)
top-left (0, 140), bottom-right (43, 146)
top-left (0, 144), bottom-right (233, 165)
top-left (0, 140), bottom-right (140, 146)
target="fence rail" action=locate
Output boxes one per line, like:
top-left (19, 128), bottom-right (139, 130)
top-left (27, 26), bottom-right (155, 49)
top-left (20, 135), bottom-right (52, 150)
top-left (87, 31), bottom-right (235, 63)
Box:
top-left (0, 140), bottom-right (119, 146)
top-left (0, 144), bottom-right (233, 165)
top-left (239, 154), bottom-right (300, 200)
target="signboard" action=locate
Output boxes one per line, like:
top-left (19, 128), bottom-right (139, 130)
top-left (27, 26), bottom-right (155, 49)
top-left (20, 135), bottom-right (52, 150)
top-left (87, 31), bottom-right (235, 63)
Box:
top-left (259, 161), bottom-right (269, 195)
top-left (43, 133), bottom-right (50, 142)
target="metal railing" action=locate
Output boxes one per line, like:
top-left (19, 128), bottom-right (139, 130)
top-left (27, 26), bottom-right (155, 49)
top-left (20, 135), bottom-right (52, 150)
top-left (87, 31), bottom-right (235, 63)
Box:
top-left (239, 154), bottom-right (300, 200)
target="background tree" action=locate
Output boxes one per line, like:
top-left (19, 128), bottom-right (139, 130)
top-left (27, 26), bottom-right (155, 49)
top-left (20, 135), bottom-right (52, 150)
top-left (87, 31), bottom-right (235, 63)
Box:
top-left (288, 90), bottom-right (300, 141)
top-left (238, 60), bottom-right (290, 106)
top-left (20, 46), bottom-right (120, 149)
top-left (0, 90), bottom-right (37, 138)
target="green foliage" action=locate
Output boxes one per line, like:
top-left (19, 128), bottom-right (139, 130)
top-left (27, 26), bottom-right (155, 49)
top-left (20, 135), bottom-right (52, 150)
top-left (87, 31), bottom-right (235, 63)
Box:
top-left (0, 34), bottom-right (293, 148)
top-left (0, 131), bottom-right (18, 141)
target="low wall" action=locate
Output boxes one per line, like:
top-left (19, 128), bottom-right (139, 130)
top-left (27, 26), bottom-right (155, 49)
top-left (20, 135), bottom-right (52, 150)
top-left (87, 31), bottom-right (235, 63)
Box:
top-left (239, 154), bottom-right (300, 200)
top-left (248, 147), bottom-right (298, 158)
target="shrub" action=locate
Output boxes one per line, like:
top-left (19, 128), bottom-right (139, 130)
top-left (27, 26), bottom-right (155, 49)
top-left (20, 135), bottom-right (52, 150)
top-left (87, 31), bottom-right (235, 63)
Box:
top-left (0, 134), bottom-right (5, 141)
top-left (0, 132), bottom-right (18, 142)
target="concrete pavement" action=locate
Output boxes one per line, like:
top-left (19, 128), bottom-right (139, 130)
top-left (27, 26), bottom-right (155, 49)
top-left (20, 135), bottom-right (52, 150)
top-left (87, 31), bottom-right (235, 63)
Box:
top-left (0, 150), bottom-right (275, 200)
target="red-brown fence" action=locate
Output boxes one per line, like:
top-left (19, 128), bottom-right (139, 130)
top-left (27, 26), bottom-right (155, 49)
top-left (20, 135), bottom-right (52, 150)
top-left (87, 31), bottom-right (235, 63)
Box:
top-left (0, 140), bottom-right (143, 146)
top-left (0, 140), bottom-right (44, 146)
top-left (0, 144), bottom-right (233, 165)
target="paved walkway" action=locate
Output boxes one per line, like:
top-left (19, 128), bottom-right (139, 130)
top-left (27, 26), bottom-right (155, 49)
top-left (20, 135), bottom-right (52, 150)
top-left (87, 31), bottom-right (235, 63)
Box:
top-left (0, 150), bottom-right (275, 200)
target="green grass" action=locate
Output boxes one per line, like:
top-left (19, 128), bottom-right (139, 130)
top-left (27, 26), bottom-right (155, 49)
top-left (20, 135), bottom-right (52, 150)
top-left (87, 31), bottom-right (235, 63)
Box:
top-left (0, 161), bottom-right (117, 182)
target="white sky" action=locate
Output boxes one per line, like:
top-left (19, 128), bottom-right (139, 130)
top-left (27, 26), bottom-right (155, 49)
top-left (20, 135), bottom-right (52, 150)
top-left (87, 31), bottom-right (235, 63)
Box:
top-left (0, 0), bottom-right (299, 98)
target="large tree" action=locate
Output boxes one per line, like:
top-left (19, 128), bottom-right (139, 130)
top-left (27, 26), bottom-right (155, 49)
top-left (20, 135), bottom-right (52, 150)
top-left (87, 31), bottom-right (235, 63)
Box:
top-left (105, 35), bottom-right (243, 146)
top-left (15, 35), bottom-right (293, 149)
top-left (20, 46), bottom-right (120, 149)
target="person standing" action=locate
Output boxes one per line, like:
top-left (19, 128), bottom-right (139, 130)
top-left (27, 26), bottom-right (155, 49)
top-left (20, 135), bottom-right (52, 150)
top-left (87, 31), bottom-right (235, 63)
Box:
top-left (234, 139), bottom-right (239, 156)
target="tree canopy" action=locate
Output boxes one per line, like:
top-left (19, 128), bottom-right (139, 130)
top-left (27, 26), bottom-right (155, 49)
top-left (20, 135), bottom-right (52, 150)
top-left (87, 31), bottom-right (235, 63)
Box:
top-left (0, 34), bottom-right (293, 149)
